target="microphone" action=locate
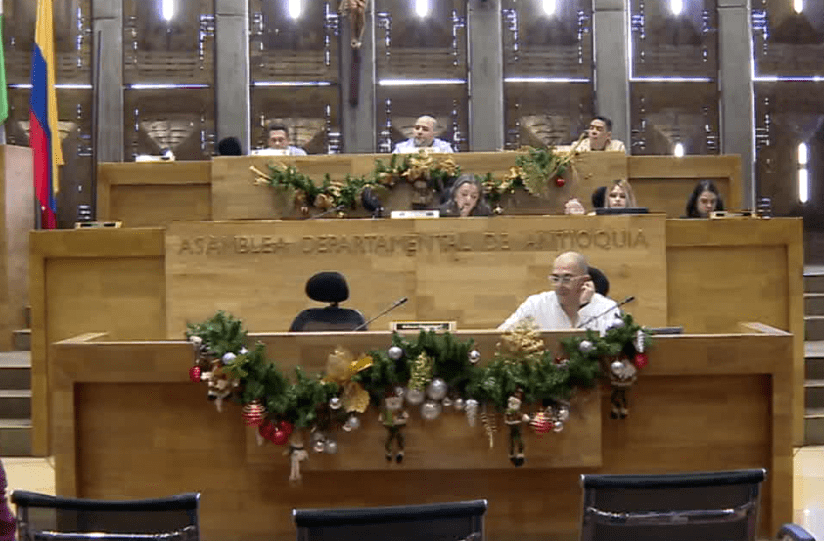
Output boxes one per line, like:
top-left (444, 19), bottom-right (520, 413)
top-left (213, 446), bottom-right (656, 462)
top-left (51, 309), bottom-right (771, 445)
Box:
top-left (361, 187), bottom-right (384, 218)
top-left (577, 296), bottom-right (635, 329)
top-left (309, 205), bottom-right (345, 220)
top-left (353, 297), bottom-right (409, 331)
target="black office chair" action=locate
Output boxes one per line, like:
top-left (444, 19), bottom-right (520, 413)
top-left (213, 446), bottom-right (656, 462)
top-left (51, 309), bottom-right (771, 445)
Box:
top-left (293, 499), bottom-right (487, 541)
top-left (579, 469), bottom-right (814, 541)
top-left (289, 271), bottom-right (367, 332)
top-left (11, 491), bottom-right (200, 541)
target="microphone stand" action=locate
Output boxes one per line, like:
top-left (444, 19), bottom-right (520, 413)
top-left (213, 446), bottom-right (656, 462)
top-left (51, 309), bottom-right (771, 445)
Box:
top-left (353, 297), bottom-right (408, 331)
top-left (577, 296), bottom-right (635, 329)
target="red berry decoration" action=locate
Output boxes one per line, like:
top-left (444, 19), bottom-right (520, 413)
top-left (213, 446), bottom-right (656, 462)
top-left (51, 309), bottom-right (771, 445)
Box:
top-left (278, 420), bottom-right (294, 436)
top-left (554, 176), bottom-right (566, 188)
top-left (271, 429), bottom-right (289, 446)
top-left (188, 365), bottom-right (201, 382)
top-left (634, 353), bottom-right (649, 370)
top-left (530, 412), bottom-right (552, 435)
top-left (258, 421), bottom-right (277, 441)
top-left (242, 401), bottom-right (266, 427)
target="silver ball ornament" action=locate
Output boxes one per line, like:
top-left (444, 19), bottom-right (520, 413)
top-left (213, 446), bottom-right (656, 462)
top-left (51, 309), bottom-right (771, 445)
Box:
top-left (311, 431), bottom-right (325, 443)
top-left (426, 378), bottom-right (448, 401)
top-left (469, 350), bottom-right (481, 364)
top-left (406, 388), bottom-right (425, 405)
top-left (421, 400), bottom-right (442, 420)
top-left (393, 386), bottom-right (405, 399)
top-left (557, 406), bottom-right (570, 422)
top-left (239, 347), bottom-right (248, 355)
top-left (553, 421), bottom-right (564, 433)
top-left (610, 360), bottom-right (625, 376)
top-left (313, 440), bottom-right (326, 453)
top-left (346, 415), bottom-right (360, 431)
top-left (388, 346), bottom-right (404, 361)
top-left (189, 336), bottom-right (202, 346)
top-left (609, 316), bottom-right (625, 330)
top-left (221, 352), bottom-right (236, 364)
top-left (324, 440), bottom-right (338, 454)
top-left (442, 397), bottom-right (453, 408)
top-left (453, 398), bottom-right (465, 411)
top-left (578, 340), bottom-right (594, 353)
top-left (329, 397), bottom-right (342, 410)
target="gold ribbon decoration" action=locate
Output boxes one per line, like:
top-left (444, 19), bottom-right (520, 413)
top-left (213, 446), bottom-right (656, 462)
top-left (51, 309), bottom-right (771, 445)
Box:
top-left (323, 347), bottom-right (373, 413)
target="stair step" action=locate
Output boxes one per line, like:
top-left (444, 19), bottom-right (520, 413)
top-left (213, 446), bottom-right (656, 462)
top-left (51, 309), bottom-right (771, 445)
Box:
top-left (807, 357), bottom-right (824, 380)
top-left (0, 389), bottom-right (31, 419)
top-left (806, 317), bottom-right (824, 341)
top-left (0, 351), bottom-right (31, 390)
top-left (0, 419), bottom-right (32, 456)
top-left (806, 294), bottom-right (824, 316)
top-left (805, 274), bottom-right (824, 294)
top-left (23, 306), bottom-right (30, 329)
top-left (12, 329), bottom-right (30, 352)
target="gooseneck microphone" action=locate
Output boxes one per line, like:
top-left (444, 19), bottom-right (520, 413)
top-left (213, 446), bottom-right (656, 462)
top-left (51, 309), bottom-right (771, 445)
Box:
top-left (353, 297), bottom-right (409, 331)
top-left (577, 296), bottom-right (635, 329)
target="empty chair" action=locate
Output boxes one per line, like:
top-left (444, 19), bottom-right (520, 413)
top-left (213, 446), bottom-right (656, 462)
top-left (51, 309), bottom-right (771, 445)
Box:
top-left (293, 499), bottom-right (487, 541)
top-left (289, 271), bottom-right (367, 332)
top-left (579, 470), bottom-right (813, 541)
top-left (11, 491), bottom-right (200, 541)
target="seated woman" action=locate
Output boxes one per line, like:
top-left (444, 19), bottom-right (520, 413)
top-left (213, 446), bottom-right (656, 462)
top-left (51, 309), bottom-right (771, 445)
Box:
top-left (564, 179), bottom-right (636, 214)
top-left (289, 272), bottom-right (367, 331)
top-left (439, 175), bottom-right (492, 217)
top-left (685, 179), bottom-right (725, 218)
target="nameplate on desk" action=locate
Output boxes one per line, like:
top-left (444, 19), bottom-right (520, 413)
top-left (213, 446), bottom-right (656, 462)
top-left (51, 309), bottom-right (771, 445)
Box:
top-left (390, 210), bottom-right (440, 219)
top-left (392, 321), bottom-right (456, 332)
top-left (74, 221), bottom-right (123, 229)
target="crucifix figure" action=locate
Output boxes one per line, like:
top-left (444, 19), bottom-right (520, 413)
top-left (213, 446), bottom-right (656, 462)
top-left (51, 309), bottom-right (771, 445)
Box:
top-left (341, 0), bottom-right (368, 106)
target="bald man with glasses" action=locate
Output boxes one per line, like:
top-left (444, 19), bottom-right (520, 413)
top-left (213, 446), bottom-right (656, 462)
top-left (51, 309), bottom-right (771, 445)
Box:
top-left (498, 251), bottom-right (619, 334)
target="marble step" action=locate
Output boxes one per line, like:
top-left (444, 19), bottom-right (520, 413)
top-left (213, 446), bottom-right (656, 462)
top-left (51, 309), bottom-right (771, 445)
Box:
top-left (806, 274), bottom-right (824, 294)
top-left (806, 294), bottom-right (824, 316)
top-left (0, 419), bottom-right (32, 456)
top-left (13, 329), bottom-right (30, 352)
top-left (806, 380), bottom-right (824, 409)
top-left (806, 317), bottom-right (824, 341)
top-left (0, 351), bottom-right (30, 390)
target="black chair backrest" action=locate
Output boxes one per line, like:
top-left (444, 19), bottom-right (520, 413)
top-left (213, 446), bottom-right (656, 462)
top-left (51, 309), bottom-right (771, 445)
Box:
top-left (293, 499), bottom-right (487, 541)
top-left (579, 469), bottom-right (765, 541)
top-left (289, 308), bottom-right (367, 332)
top-left (11, 491), bottom-right (200, 541)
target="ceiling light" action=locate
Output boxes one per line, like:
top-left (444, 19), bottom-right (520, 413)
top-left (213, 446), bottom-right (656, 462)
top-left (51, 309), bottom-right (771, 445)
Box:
top-left (673, 142), bottom-right (685, 157)
top-left (288, 0), bottom-right (301, 20)
top-left (161, 0), bottom-right (174, 21)
top-left (542, 0), bottom-right (556, 16)
top-left (670, 0), bottom-right (683, 16)
top-left (415, 0), bottom-right (429, 18)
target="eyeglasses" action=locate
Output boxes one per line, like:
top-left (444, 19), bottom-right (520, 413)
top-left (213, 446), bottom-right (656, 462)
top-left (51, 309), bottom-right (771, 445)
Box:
top-left (549, 274), bottom-right (585, 285)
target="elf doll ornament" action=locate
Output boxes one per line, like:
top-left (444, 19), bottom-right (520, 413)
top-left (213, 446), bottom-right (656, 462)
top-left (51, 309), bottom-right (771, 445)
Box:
top-left (504, 391), bottom-right (530, 467)
top-left (379, 390), bottom-right (409, 463)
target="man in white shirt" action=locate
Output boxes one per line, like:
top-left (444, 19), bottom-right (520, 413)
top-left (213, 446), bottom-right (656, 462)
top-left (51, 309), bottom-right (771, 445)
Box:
top-left (576, 116), bottom-right (626, 153)
top-left (392, 116), bottom-right (454, 154)
top-left (498, 252), bottom-right (620, 334)
top-left (252, 124), bottom-right (308, 156)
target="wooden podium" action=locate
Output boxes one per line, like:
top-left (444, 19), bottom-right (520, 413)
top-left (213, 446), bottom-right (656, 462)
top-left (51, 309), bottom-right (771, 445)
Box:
top-left (52, 325), bottom-right (792, 541)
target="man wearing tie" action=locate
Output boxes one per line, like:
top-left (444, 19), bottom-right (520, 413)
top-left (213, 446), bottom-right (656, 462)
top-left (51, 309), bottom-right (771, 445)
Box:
top-left (498, 251), bottom-right (619, 334)
top-left (393, 115), bottom-right (454, 154)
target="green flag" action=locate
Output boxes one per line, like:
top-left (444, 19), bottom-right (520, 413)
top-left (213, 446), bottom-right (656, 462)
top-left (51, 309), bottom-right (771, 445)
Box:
top-left (0, 0), bottom-right (9, 123)
top-left (0, 2), bottom-right (7, 124)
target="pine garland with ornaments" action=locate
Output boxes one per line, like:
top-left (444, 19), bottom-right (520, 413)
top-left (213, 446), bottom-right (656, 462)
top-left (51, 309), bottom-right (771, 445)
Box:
top-left (186, 310), bottom-right (650, 478)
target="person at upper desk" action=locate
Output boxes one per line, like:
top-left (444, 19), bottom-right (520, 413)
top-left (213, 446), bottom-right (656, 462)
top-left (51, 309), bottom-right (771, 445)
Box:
top-left (393, 115), bottom-right (454, 154)
top-left (252, 124), bottom-right (307, 156)
top-left (439, 175), bottom-right (491, 217)
top-left (498, 251), bottom-right (619, 334)
top-left (685, 179), bottom-right (725, 218)
top-left (564, 179), bottom-right (637, 215)
top-left (576, 116), bottom-right (627, 153)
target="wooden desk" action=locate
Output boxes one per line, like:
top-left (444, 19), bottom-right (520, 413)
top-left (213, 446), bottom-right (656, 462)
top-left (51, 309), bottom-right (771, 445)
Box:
top-left (30, 217), bottom-right (803, 457)
top-left (52, 326), bottom-right (792, 541)
top-left (97, 154), bottom-right (742, 224)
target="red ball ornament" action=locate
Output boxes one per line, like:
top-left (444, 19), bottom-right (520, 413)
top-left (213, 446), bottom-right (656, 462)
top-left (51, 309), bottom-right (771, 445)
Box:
top-left (188, 365), bottom-right (201, 383)
top-left (271, 429), bottom-right (289, 446)
top-left (242, 402), bottom-right (266, 427)
top-left (530, 412), bottom-right (552, 435)
top-left (554, 176), bottom-right (566, 188)
top-left (278, 420), bottom-right (294, 436)
top-left (634, 353), bottom-right (649, 370)
top-left (258, 421), bottom-right (277, 441)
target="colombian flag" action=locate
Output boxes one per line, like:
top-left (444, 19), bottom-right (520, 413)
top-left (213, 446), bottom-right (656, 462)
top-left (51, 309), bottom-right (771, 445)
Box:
top-left (30, 0), bottom-right (63, 229)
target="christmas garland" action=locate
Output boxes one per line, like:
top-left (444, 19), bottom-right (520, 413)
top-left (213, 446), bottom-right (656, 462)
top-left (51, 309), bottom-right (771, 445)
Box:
top-left (186, 311), bottom-right (650, 478)
top-left (249, 146), bottom-right (578, 216)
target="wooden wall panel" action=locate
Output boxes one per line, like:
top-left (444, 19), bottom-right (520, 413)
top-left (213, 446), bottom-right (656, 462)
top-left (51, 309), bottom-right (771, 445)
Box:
top-left (0, 145), bottom-right (33, 351)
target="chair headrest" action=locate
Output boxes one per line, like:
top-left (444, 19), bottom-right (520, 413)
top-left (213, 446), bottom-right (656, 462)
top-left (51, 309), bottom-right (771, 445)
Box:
top-left (306, 272), bottom-right (350, 304)
top-left (587, 266), bottom-right (610, 297)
